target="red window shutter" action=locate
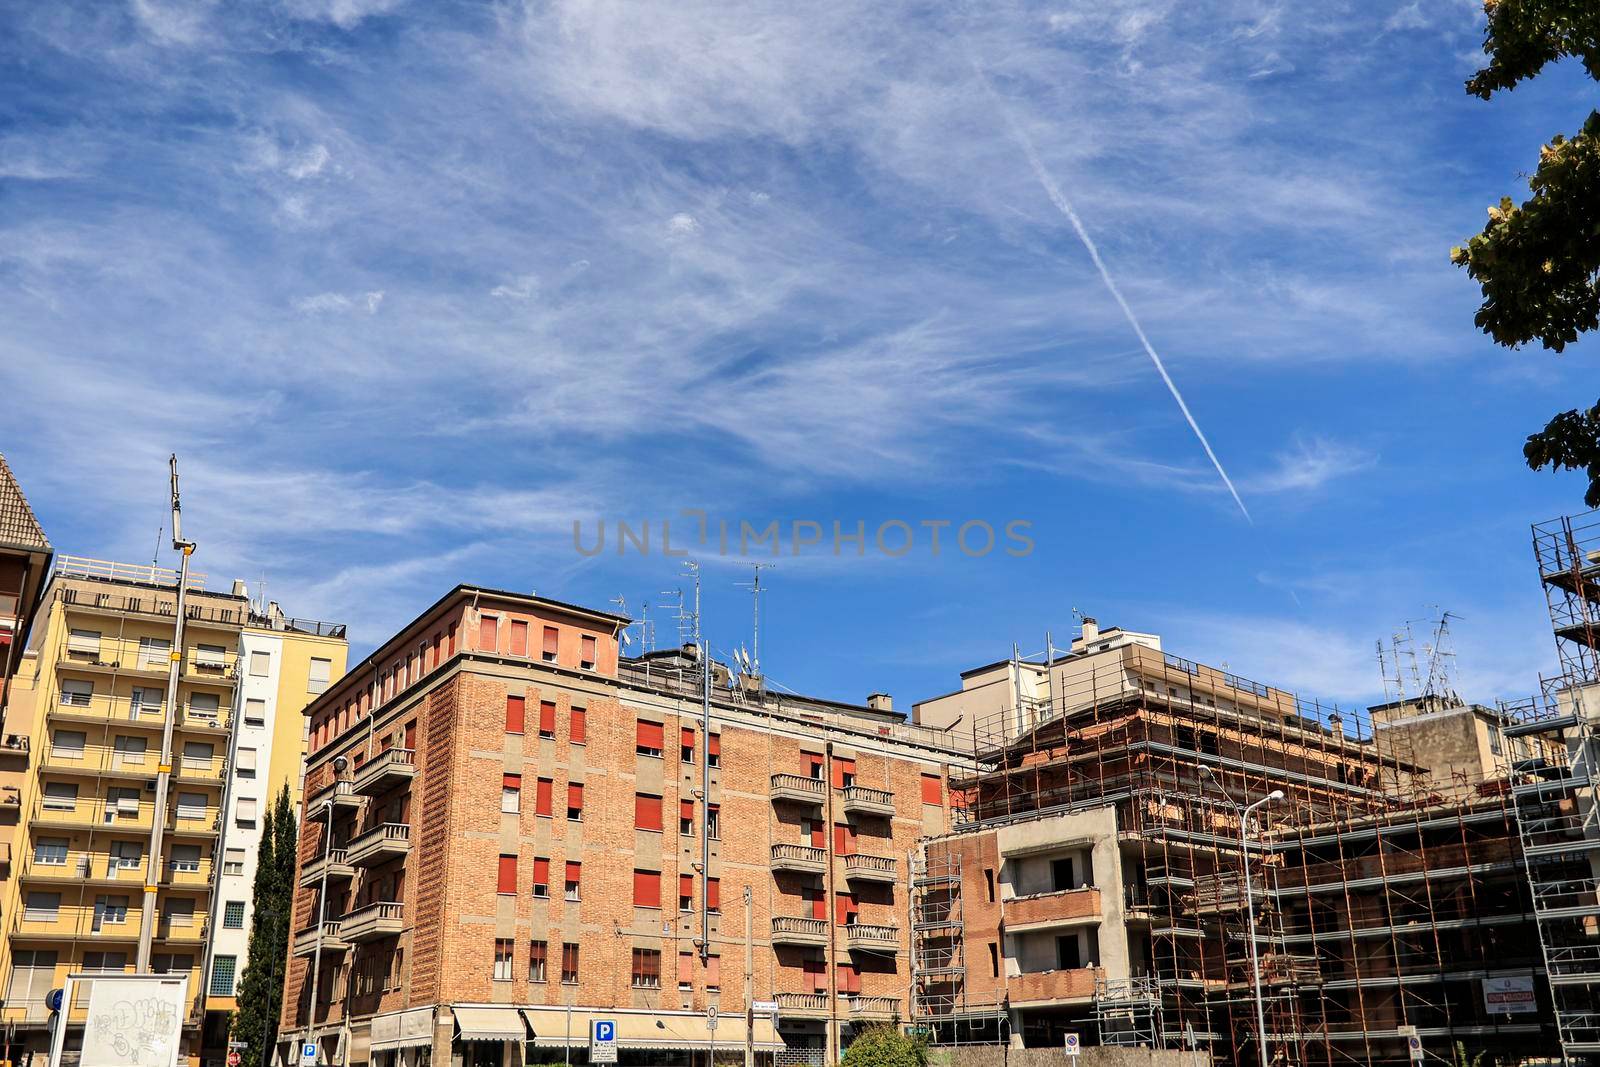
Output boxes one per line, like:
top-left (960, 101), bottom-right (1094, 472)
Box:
top-left (921, 774), bottom-right (942, 805)
top-left (503, 773), bottom-right (522, 790)
top-left (570, 708), bottom-right (586, 744)
top-left (447, 623), bottom-right (457, 655)
top-left (677, 952), bottom-right (693, 987)
top-left (707, 878), bottom-right (720, 911)
top-left (808, 820), bottom-right (823, 848)
top-left (497, 855), bottom-right (517, 894)
top-left (681, 800), bottom-right (694, 825)
top-left (633, 870), bottom-right (661, 907)
top-left (581, 634), bottom-right (597, 662)
top-left (836, 963), bottom-right (859, 994)
top-left (566, 861), bottom-right (581, 884)
top-left (635, 794), bottom-right (662, 831)
top-left (835, 893), bottom-right (853, 926)
top-left (535, 778), bottom-right (553, 817)
top-left (478, 615), bottom-right (498, 651)
top-left (679, 874), bottom-right (694, 901)
top-left (532, 857), bottom-right (549, 885)
top-left (834, 824), bottom-right (855, 855)
top-left (637, 721), bottom-right (664, 750)
top-left (539, 701), bottom-right (556, 735)
top-left (708, 733), bottom-right (720, 760)
top-left (832, 757), bottom-right (856, 788)
top-left (805, 754), bottom-right (823, 778)
top-left (705, 955), bottom-right (720, 988)
top-left (505, 696), bottom-right (525, 733)
top-left (509, 620), bottom-right (528, 656)
top-left (567, 783), bottom-right (583, 812)
top-left (543, 626), bottom-right (559, 656)
top-left (404, 721), bottom-right (416, 749)
top-left (805, 958), bottom-right (826, 992)
top-left (681, 727), bottom-right (695, 750)
top-left (808, 889), bottom-right (826, 920)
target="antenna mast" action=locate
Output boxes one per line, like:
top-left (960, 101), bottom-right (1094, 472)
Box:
top-left (737, 563), bottom-right (772, 676)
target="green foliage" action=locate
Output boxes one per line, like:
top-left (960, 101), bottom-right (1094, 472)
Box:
top-left (1453, 2), bottom-right (1600, 503)
top-left (233, 786), bottom-right (300, 1067)
top-left (842, 1026), bottom-right (925, 1067)
top-left (1451, 1040), bottom-right (1488, 1067)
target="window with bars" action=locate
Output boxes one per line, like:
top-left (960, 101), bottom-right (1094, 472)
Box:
top-left (630, 948), bottom-right (660, 988)
top-left (223, 901), bottom-right (246, 929)
top-left (210, 956), bottom-right (237, 997)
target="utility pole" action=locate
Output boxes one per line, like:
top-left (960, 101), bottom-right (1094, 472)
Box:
top-left (689, 562), bottom-right (712, 962)
top-left (743, 886), bottom-right (754, 1067)
top-left (137, 455), bottom-right (193, 973)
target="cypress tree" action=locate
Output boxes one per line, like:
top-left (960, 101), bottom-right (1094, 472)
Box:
top-left (234, 785), bottom-right (299, 1067)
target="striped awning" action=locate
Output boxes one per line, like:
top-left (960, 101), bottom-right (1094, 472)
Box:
top-left (371, 1007), bottom-right (436, 1051)
top-left (453, 1007), bottom-right (527, 1042)
top-left (522, 1009), bottom-right (783, 1051)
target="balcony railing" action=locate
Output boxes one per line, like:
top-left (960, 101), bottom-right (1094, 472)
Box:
top-left (1002, 887), bottom-right (1102, 931)
top-left (342, 901), bottom-right (404, 942)
top-left (770, 774), bottom-right (826, 806)
top-left (771, 843), bottom-right (828, 874)
top-left (844, 923), bottom-right (899, 953)
top-left (40, 743), bottom-right (225, 782)
top-left (47, 692), bottom-right (232, 732)
top-left (773, 993), bottom-right (829, 1017)
top-left (352, 748), bottom-right (415, 796)
top-left (292, 920), bottom-right (348, 957)
top-left (300, 848), bottom-right (355, 888)
top-left (56, 556), bottom-right (208, 590)
top-left (842, 853), bottom-right (898, 884)
top-left (347, 823), bottom-right (410, 867)
top-left (1008, 967), bottom-right (1102, 1004)
top-left (847, 996), bottom-right (900, 1019)
top-left (308, 778), bottom-right (363, 815)
top-left (770, 916), bottom-right (829, 947)
top-left (840, 785), bottom-right (895, 818)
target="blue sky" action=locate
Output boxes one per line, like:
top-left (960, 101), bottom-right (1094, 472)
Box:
top-left (2, 0), bottom-right (1596, 716)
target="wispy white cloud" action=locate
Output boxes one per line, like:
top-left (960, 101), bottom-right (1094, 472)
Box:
top-left (1243, 437), bottom-right (1377, 495)
top-left (294, 290), bottom-right (384, 314)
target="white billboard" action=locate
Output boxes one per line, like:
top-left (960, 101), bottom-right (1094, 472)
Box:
top-left (69, 974), bottom-right (190, 1067)
top-left (1481, 975), bottom-right (1537, 1015)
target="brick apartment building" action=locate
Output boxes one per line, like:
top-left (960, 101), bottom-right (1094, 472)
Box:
top-left (280, 585), bottom-right (967, 1067)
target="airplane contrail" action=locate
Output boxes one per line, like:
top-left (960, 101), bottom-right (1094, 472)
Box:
top-left (975, 66), bottom-right (1253, 523)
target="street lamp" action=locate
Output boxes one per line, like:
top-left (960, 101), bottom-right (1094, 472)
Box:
top-left (306, 756), bottom-right (347, 1065)
top-left (1240, 789), bottom-right (1284, 1067)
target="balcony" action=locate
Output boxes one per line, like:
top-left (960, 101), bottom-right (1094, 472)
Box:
top-left (352, 748), bottom-right (415, 797)
top-left (771, 844), bottom-right (827, 875)
top-left (299, 848), bottom-right (355, 888)
top-left (841, 785), bottom-right (895, 818)
top-left (844, 923), bottom-right (900, 954)
top-left (1007, 967), bottom-right (1102, 1006)
top-left (770, 916), bottom-right (829, 948)
top-left (774, 993), bottom-right (829, 1019)
top-left (0, 787), bottom-right (20, 813)
top-left (46, 694), bottom-right (233, 733)
top-left (1002, 887), bottom-right (1102, 934)
top-left (342, 901), bottom-right (403, 943)
top-left (846, 996), bottom-right (900, 1021)
top-left (0, 735), bottom-right (31, 766)
top-left (293, 921), bottom-right (348, 957)
top-left (770, 774), bottom-right (826, 808)
top-left (842, 853), bottom-right (898, 885)
top-left (347, 823), bottom-right (410, 867)
top-left (307, 779), bottom-right (363, 817)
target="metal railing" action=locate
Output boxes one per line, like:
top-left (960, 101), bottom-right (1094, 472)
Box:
top-left (56, 556), bottom-right (208, 590)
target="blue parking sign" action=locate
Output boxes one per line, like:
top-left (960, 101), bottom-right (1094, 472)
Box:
top-left (594, 1022), bottom-right (615, 1043)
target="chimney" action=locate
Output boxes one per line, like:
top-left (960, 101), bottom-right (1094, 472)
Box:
top-left (867, 693), bottom-right (894, 713)
top-left (1329, 713), bottom-right (1344, 742)
top-left (231, 579), bottom-right (248, 598)
top-left (1081, 616), bottom-right (1099, 644)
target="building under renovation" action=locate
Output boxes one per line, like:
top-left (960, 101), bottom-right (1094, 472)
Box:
top-left (911, 613), bottom-right (1560, 1067)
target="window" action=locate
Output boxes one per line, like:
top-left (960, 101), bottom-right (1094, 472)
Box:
top-left (542, 626), bottom-right (559, 663)
top-left (835, 961), bottom-right (861, 995)
top-left (509, 620), bottom-right (529, 656)
top-left (24, 892), bottom-right (60, 922)
top-left (479, 615), bottom-right (499, 652)
top-left (528, 940), bottom-right (548, 983)
top-left (678, 951), bottom-right (694, 991)
top-left (1056, 934), bottom-right (1082, 970)
top-left (561, 943), bottom-right (579, 984)
top-left (984, 868), bottom-right (995, 903)
top-left (679, 874), bottom-right (693, 912)
top-left (59, 679), bottom-right (93, 707)
top-left (706, 804), bottom-right (720, 840)
top-left (244, 698), bottom-right (266, 727)
top-left (112, 735), bottom-right (148, 769)
top-left (538, 700), bottom-right (556, 738)
top-left (565, 862), bottom-right (581, 901)
top-left (162, 898), bottom-right (195, 928)
top-left (833, 823), bottom-right (856, 856)
top-left (535, 778), bottom-right (553, 817)
top-left (532, 857), bottom-right (550, 898)
top-left (93, 895), bottom-right (130, 928)
top-left (83, 951), bottom-right (128, 973)
top-left (33, 838), bottom-right (68, 866)
top-left (188, 692), bottom-right (221, 723)
top-left (169, 844), bottom-right (200, 873)
top-left (705, 954), bottom-right (721, 990)
top-left (130, 686), bottom-right (163, 716)
top-left (805, 886), bottom-right (826, 920)
top-left (502, 774), bottom-right (522, 814)
top-left (223, 848), bottom-right (246, 876)
top-left (633, 869), bottom-right (661, 908)
top-left (152, 953), bottom-right (192, 976)
top-left (6, 951), bottom-right (58, 1008)
top-left (139, 636), bottom-right (172, 667)
top-left (176, 792), bottom-right (207, 820)
top-left (236, 747), bottom-right (258, 778)
top-left (111, 841), bottom-right (142, 870)
top-left (707, 733), bottom-right (720, 768)
top-left (210, 955), bottom-right (237, 997)
top-left (804, 957), bottom-right (826, 993)
top-left (804, 753), bottom-right (824, 780)
top-left (636, 720), bottom-right (663, 757)
top-left (43, 782), bottom-right (76, 812)
top-left (570, 707), bottom-right (586, 745)
top-left (921, 774), bottom-right (942, 805)
top-left (988, 942), bottom-right (1000, 977)
top-left (51, 730), bottom-right (86, 759)
top-left (707, 878), bottom-right (721, 914)
top-left (493, 939), bottom-right (514, 981)
top-left (498, 855), bottom-right (518, 895)
top-left (631, 948), bottom-right (661, 988)
top-left (195, 643), bottom-right (226, 669)
top-left (505, 695), bottom-right (526, 734)
top-left (182, 740), bottom-right (213, 774)
top-left (250, 651), bottom-right (271, 677)
top-left (235, 796), bottom-right (258, 827)
top-left (681, 727), bottom-right (695, 763)
top-left (580, 634), bottom-right (597, 670)
top-left (1051, 857), bottom-right (1078, 892)
top-left (223, 901), bottom-right (246, 929)
top-left (67, 628), bottom-right (102, 655)
top-left (308, 657), bottom-right (332, 694)
top-left (635, 793), bottom-right (663, 832)
top-left (833, 757), bottom-right (856, 789)
top-left (567, 783), bottom-right (583, 821)
top-left (679, 800), bottom-right (694, 836)
top-left (835, 892), bottom-right (858, 926)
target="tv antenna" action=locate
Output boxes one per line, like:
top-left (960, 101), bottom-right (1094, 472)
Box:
top-left (736, 563), bottom-right (772, 675)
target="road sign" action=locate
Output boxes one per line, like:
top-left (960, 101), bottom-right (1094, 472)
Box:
top-left (706, 1007), bottom-right (718, 1032)
top-left (751, 1001), bottom-right (778, 1013)
top-left (591, 1020), bottom-right (618, 1064)
top-left (230, 1042), bottom-right (249, 1050)
top-left (228, 1051), bottom-right (242, 1067)
top-left (1063, 1033), bottom-right (1080, 1057)
top-left (44, 990), bottom-right (62, 1014)
top-left (301, 1042), bottom-right (318, 1067)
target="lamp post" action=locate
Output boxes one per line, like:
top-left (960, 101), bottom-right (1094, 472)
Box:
top-left (306, 756), bottom-right (347, 1065)
top-left (1240, 789), bottom-right (1284, 1067)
